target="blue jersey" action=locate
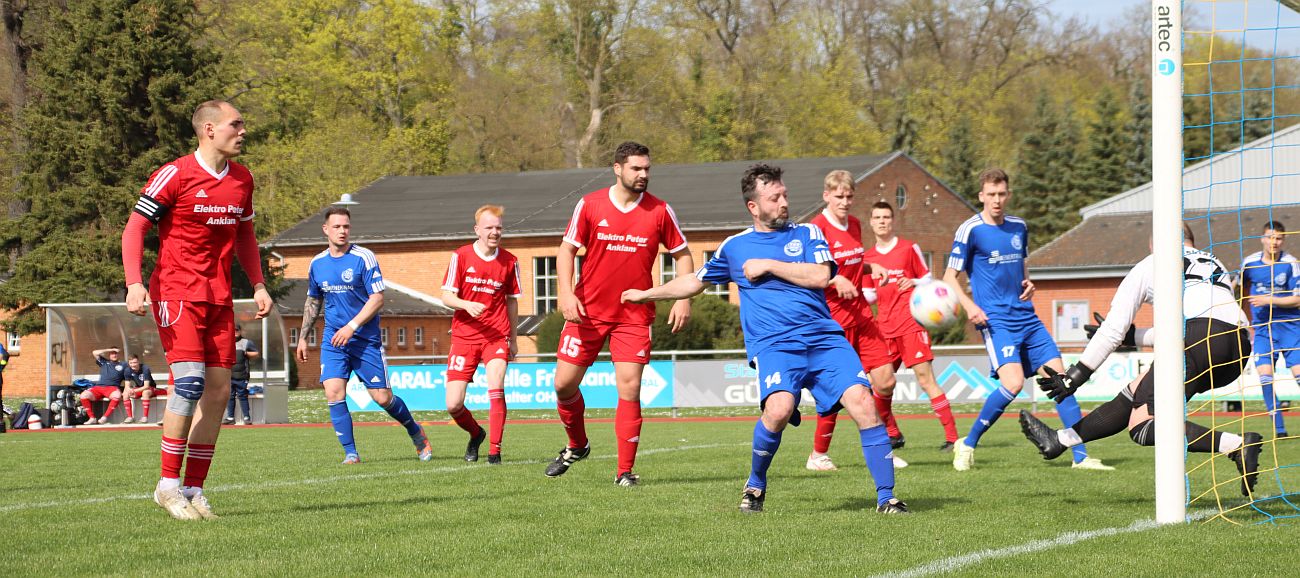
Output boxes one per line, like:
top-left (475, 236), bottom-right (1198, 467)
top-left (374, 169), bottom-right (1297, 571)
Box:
top-left (307, 244), bottom-right (385, 343)
top-left (1242, 251), bottom-right (1300, 327)
top-left (696, 223), bottom-right (842, 360)
top-left (95, 356), bottom-right (127, 387)
top-left (125, 364), bottom-right (155, 387)
top-left (948, 214), bottom-right (1036, 323)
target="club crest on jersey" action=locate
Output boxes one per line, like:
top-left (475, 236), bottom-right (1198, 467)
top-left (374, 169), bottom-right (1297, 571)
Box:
top-left (1276, 272), bottom-right (1288, 287)
top-left (784, 239), bottom-right (803, 256)
top-left (1011, 234), bottom-right (1023, 250)
top-left (341, 268), bottom-right (354, 283)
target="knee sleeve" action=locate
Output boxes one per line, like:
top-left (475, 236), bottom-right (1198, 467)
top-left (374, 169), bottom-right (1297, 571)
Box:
top-left (1129, 419), bottom-right (1156, 446)
top-left (167, 362), bottom-right (206, 416)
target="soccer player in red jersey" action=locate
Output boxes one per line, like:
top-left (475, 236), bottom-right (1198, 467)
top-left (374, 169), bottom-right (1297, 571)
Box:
top-left (122, 100), bottom-right (273, 520)
top-left (545, 141), bottom-right (694, 486)
top-left (805, 171), bottom-right (901, 471)
top-left (440, 205), bottom-right (522, 465)
top-left (864, 200), bottom-right (961, 450)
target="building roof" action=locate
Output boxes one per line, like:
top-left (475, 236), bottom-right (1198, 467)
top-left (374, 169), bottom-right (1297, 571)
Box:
top-left (276, 278), bottom-right (453, 317)
top-left (266, 153), bottom-right (907, 247)
top-left (1029, 205), bottom-right (1300, 277)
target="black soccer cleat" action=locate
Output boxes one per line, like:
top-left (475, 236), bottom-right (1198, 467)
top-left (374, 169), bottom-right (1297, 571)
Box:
top-left (938, 441), bottom-right (955, 452)
top-left (614, 472), bottom-right (641, 487)
top-left (876, 498), bottom-right (910, 514)
top-left (1228, 432), bottom-right (1263, 497)
top-left (890, 434), bottom-right (906, 450)
top-left (544, 444), bottom-right (591, 477)
top-left (1019, 410), bottom-right (1067, 461)
top-left (487, 453), bottom-right (502, 465)
top-left (465, 428), bottom-right (487, 462)
top-left (739, 488), bottom-right (765, 514)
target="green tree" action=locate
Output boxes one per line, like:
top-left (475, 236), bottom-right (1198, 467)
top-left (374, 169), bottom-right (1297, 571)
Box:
top-left (1015, 92), bottom-right (1079, 248)
top-left (535, 309), bottom-right (567, 354)
top-left (937, 116), bottom-right (983, 205)
top-left (651, 294), bottom-right (744, 355)
top-left (1123, 79), bottom-right (1152, 190)
top-left (1074, 88), bottom-right (1129, 211)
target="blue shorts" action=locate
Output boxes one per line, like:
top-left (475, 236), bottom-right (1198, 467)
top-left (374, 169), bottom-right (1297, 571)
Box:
top-left (753, 333), bottom-right (871, 426)
top-left (319, 340), bottom-right (389, 388)
top-left (1252, 321), bottom-right (1300, 367)
top-left (980, 319), bottom-right (1061, 378)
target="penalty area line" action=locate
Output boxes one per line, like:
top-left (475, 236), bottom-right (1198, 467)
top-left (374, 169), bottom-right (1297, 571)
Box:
top-left (873, 510), bottom-right (1215, 578)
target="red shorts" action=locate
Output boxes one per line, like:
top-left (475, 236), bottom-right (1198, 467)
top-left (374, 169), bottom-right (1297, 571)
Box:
top-left (845, 320), bottom-right (894, 372)
top-left (446, 339), bottom-right (511, 382)
top-left (126, 387), bottom-right (167, 398)
top-left (887, 330), bottom-right (935, 369)
top-left (85, 385), bottom-right (121, 400)
top-left (153, 300), bottom-right (235, 368)
top-left (557, 319), bottom-right (650, 366)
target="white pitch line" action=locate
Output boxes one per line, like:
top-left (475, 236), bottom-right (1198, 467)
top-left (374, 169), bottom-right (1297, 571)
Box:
top-left (0, 442), bottom-right (745, 514)
top-left (874, 510), bottom-right (1216, 578)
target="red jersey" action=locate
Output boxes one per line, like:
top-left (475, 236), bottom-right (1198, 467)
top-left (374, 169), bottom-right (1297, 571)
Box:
top-left (563, 188), bottom-right (688, 325)
top-left (442, 244), bottom-right (522, 343)
top-left (864, 237), bottom-right (931, 337)
top-left (136, 152), bottom-right (255, 305)
top-left (810, 211), bottom-right (873, 328)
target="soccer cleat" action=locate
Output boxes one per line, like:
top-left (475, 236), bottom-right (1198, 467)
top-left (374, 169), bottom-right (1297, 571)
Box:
top-left (1277, 430), bottom-right (1289, 439)
top-left (938, 441), bottom-right (955, 452)
top-left (242, 417), bottom-right (253, 426)
top-left (222, 415), bottom-right (235, 425)
top-left (893, 455), bottom-right (909, 469)
top-left (806, 453), bottom-right (838, 471)
top-left (739, 488), bottom-right (765, 514)
top-left (122, 416), bottom-right (135, 424)
top-left (1019, 410), bottom-right (1067, 460)
top-left (890, 434), bottom-right (906, 450)
top-left (412, 428), bottom-right (433, 462)
top-left (1228, 432), bottom-right (1263, 497)
top-left (342, 454), bottom-right (361, 465)
top-left (614, 472), bottom-right (641, 487)
top-left (952, 439), bottom-right (975, 471)
top-left (188, 492), bottom-right (219, 520)
top-left (544, 444), bottom-right (591, 477)
top-left (97, 416), bottom-right (109, 425)
top-left (487, 453), bottom-right (502, 465)
top-left (876, 498), bottom-right (910, 514)
top-left (1071, 457), bottom-right (1115, 471)
top-left (153, 484), bottom-right (201, 521)
top-left (465, 428), bottom-right (487, 462)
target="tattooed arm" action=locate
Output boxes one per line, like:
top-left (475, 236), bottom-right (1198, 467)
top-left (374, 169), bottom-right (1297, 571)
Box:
top-left (296, 296), bottom-right (322, 362)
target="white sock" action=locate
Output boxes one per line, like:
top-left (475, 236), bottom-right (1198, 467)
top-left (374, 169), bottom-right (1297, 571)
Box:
top-left (1058, 428), bottom-right (1083, 448)
top-left (1218, 432), bottom-right (1243, 454)
top-left (158, 477), bottom-right (180, 491)
top-left (182, 485), bottom-right (202, 499)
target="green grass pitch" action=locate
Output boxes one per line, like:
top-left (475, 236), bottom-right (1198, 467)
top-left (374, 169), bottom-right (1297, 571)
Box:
top-left (2, 407), bottom-right (1298, 576)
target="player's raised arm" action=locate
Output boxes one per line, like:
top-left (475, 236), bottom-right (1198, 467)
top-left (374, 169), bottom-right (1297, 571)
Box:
top-left (745, 259), bottom-right (833, 289)
top-left (623, 274), bottom-right (706, 303)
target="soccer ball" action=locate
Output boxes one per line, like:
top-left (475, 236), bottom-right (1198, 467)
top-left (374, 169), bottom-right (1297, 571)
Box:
top-left (909, 280), bottom-right (963, 329)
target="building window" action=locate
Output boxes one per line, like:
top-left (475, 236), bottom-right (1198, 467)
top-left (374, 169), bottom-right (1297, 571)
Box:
top-left (660, 253), bottom-right (676, 285)
top-left (289, 328), bottom-right (299, 347)
top-left (534, 256), bottom-right (559, 314)
top-left (922, 251), bottom-right (934, 273)
top-left (397, 327), bottom-right (407, 347)
top-left (6, 332), bottom-right (19, 351)
top-left (414, 327), bottom-right (424, 346)
top-left (1053, 300), bottom-right (1091, 343)
top-left (896, 184), bottom-right (908, 210)
top-left (702, 250), bottom-right (730, 299)
top-left (381, 327), bottom-right (389, 347)
top-left (307, 328), bottom-right (317, 347)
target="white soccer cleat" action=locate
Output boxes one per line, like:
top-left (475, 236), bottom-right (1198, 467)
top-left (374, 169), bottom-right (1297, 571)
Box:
top-left (153, 484), bottom-right (201, 521)
top-left (1071, 457), bottom-right (1115, 471)
top-left (97, 416), bottom-right (109, 425)
top-left (187, 491), bottom-right (219, 520)
top-left (806, 453), bottom-right (838, 471)
top-left (892, 455), bottom-right (909, 469)
top-left (952, 439), bottom-right (975, 471)
top-left (122, 416), bottom-right (135, 424)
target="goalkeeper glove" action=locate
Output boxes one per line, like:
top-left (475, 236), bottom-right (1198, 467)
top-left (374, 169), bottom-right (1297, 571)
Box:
top-left (1083, 312), bottom-right (1137, 352)
top-left (1037, 363), bottom-right (1095, 403)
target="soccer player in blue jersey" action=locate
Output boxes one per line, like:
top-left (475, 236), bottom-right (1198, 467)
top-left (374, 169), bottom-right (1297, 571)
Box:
top-left (942, 168), bottom-right (1111, 471)
top-left (296, 206), bottom-right (432, 464)
top-left (622, 164), bottom-right (906, 514)
top-left (1242, 220), bottom-right (1298, 437)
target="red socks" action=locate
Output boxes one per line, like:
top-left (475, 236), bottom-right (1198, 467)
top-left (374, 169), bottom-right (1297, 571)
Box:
top-left (488, 389), bottom-right (506, 455)
top-left (81, 398), bottom-right (96, 419)
top-left (183, 443), bottom-right (216, 488)
top-left (615, 399), bottom-right (643, 476)
top-left (104, 397), bottom-right (120, 418)
top-left (813, 412), bottom-right (838, 453)
top-left (930, 393), bottom-right (959, 442)
top-left (142, 398), bottom-right (151, 421)
top-left (873, 390), bottom-right (900, 438)
top-left (161, 435), bottom-right (186, 480)
top-left (449, 406), bottom-right (483, 438)
top-left (557, 392), bottom-right (588, 449)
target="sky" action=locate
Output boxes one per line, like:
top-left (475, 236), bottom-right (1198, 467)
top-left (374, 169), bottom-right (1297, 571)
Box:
top-left (1049, 0), bottom-right (1300, 54)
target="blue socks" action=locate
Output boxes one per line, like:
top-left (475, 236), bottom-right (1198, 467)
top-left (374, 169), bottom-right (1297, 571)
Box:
top-left (1260, 373), bottom-right (1287, 435)
top-left (328, 400), bottom-right (357, 456)
top-left (380, 395), bottom-right (422, 437)
top-left (1054, 395), bottom-right (1089, 463)
top-left (965, 385), bottom-right (1017, 447)
top-left (746, 420), bottom-right (783, 490)
top-left (860, 425), bottom-right (895, 506)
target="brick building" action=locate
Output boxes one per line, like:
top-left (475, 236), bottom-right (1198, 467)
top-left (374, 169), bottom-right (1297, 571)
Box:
top-left (266, 152), bottom-right (977, 387)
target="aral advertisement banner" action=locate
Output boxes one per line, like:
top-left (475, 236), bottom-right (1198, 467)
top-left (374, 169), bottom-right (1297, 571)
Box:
top-left (346, 361), bottom-right (674, 412)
